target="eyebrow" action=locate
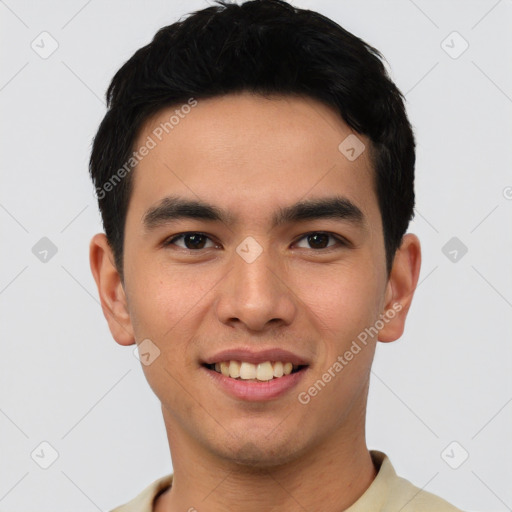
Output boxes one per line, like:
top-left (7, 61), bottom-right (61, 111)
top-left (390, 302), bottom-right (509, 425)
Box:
top-left (142, 194), bottom-right (365, 231)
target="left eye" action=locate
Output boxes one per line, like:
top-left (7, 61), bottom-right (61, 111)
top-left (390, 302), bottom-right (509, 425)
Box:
top-left (294, 232), bottom-right (343, 250)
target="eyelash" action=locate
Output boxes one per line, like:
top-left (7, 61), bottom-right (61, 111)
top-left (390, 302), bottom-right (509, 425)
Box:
top-left (162, 231), bottom-right (348, 252)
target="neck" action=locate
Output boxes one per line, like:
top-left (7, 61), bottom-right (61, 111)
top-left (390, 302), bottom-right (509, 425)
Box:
top-left (155, 411), bottom-right (377, 512)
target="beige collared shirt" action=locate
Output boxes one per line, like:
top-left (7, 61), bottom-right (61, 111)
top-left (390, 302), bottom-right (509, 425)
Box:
top-left (110, 450), bottom-right (463, 511)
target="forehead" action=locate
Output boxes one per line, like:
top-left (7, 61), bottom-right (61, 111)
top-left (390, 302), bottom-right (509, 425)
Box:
top-left (128, 92), bottom-right (379, 228)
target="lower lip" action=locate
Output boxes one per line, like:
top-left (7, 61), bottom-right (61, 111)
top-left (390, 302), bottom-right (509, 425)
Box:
top-left (202, 366), bottom-right (308, 401)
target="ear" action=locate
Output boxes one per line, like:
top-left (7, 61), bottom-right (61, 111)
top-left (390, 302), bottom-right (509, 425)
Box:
top-left (378, 233), bottom-right (421, 343)
top-left (89, 233), bottom-right (135, 346)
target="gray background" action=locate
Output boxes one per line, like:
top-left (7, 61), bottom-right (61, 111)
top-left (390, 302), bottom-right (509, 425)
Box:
top-left (1, 1), bottom-right (511, 511)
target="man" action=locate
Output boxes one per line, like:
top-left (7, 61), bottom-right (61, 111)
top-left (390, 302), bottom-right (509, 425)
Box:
top-left (89, 1), bottom-right (463, 510)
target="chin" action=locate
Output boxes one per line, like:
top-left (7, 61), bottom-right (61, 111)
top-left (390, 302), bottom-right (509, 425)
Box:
top-left (211, 431), bottom-right (308, 469)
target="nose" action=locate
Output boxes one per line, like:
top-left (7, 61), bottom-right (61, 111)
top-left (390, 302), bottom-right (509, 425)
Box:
top-left (214, 242), bottom-right (297, 332)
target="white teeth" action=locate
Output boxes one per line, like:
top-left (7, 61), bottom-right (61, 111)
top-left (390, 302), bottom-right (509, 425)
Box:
top-left (211, 360), bottom-right (301, 381)
top-left (229, 360), bottom-right (241, 378)
top-left (256, 361), bottom-right (274, 381)
top-left (239, 361), bottom-right (257, 379)
top-left (273, 361), bottom-right (284, 378)
top-left (220, 361), bottom-right (230, 377)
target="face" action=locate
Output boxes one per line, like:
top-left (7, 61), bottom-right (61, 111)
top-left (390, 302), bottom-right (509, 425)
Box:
top-left (92, 92), bottom-right (418, 468)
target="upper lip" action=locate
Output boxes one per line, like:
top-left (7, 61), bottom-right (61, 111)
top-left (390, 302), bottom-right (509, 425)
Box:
top-left (202, 348), bottom-right (310, 366)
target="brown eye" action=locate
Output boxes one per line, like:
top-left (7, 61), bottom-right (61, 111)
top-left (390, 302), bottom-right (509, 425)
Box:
top-left (307, 233), bottom-right (330, 249)
top-left (295, 232), bottom-right (343, 250)
top-left (165, 233), bottom-right (216, 250)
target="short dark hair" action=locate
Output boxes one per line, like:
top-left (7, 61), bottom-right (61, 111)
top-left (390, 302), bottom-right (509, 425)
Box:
top-left (89, 0), bottom-right (415, 279)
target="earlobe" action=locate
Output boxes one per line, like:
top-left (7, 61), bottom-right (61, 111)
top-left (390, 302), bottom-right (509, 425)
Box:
top-left (89, 233), bottom-right (135, 346)
top-left (378, 233), bottom-right (421, 343)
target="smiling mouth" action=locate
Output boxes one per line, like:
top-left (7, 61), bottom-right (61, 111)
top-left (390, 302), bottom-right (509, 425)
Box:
top-left (203, 361), bottom-right (308, 382)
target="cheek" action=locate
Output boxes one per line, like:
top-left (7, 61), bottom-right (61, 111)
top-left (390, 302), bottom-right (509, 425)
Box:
top-left (125, 255), bottom-right (216, 339)
top-left (295, 262), bottom-right (383, 344)
top-left (124, 262), bottom-right (207, 410)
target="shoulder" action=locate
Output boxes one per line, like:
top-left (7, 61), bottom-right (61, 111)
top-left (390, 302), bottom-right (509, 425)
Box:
top-left (109, 474), bottom-right (173, 512)
top-left (385, 473), bottom-right (463, 511)
top-left (373, 451), bottom-right (464, 512)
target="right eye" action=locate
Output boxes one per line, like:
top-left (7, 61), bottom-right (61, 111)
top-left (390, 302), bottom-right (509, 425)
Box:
top-left (163, 232), bottom-right (219, 251)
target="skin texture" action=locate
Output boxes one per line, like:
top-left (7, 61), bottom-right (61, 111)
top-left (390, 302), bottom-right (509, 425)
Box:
top-left (90, 92), bottom-right (421, 512)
